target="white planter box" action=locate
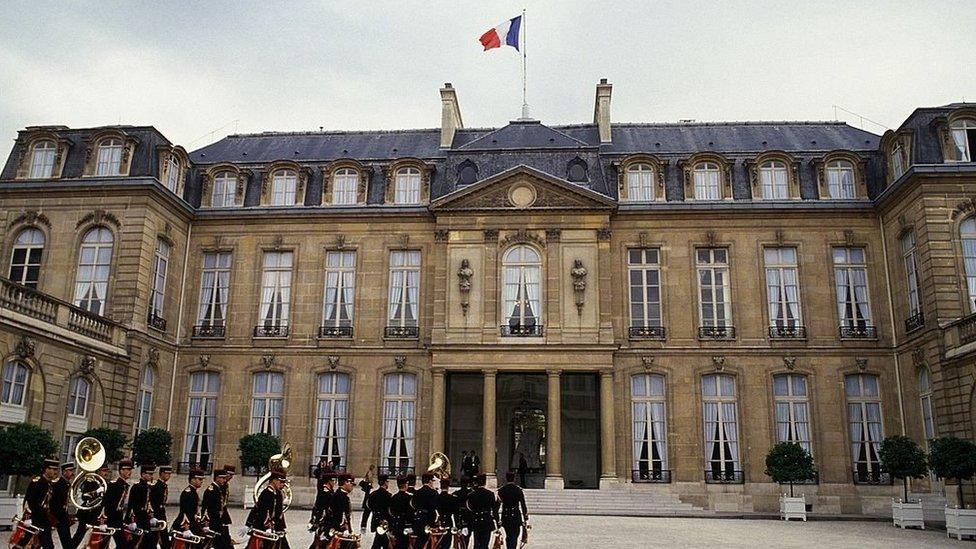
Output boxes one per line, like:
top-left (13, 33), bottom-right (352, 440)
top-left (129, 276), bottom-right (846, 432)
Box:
top-left (0, 496), bottom-right (22, 529)
top-left (892, 499), bottom-right (924, 529)
top-left (780, 495), bottom-right (807, 521)
top-left (243, 486), bottom-right (254, 509)
top-left (945, 507), bottom-right (976, 540)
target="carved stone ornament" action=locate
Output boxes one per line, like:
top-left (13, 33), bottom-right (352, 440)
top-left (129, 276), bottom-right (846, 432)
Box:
top-left (434, 229), bottom-right (450, 242)
top-left (545, 229), bottom-right (561, 243)
top-left (261, 354), bottom-right (275, 369)
top-left (147, 346), bottom-right (160, 367)
top-left (9, 210), bottom-right (52, 229)
top-left (950, 196), bottom-right (976, 220)
top-left (198, 355), bottom-right (211, 368)
top-left (638, 232), bottom-right (649, 249)
top-left (272, 235), bottom-right (284, 250)
top-left (783, 356), bottom-right (797, 370)
top-left (571, 259), bottom-right (588, 315)
top-left (641, 356), bottom-right (655, 370)
top-left (774, 230), bottom-right (785, 246)
top-left (164, 222), bottom-right (173, 237)
top-left (844, 229), bottom-right (856, 247)
top-left (213, 236), bottom-right (224, 249)
top-left (79, 355), bottom-right (96, 375)
top-left (483, 229), bottom-right (499, 243)
top-left (855, 357), bottom-right (868, 371)
top-left (712, 356), bottom-right (726, 371)
top-left (911, 347), bottom-right (926, 368)
top-left (394, 355), bottom-right (407, 370)
top-left (76, 209), bottom-right (121, 230)
top-left (15, 335), bottom-right (35, 359)
top-left (334, 234), bottom-right (347, 250)
top-left (499, 229), bottom-right (546, 249)
top-left (327, 356), bottom-right (340, 370)
top-left (597, 227), bottom-right (612, 241)
top-left (705, 230), bottom-right (718, 247)
top-left (398, 234), bottom-right (410, 249)
top-left (457, 259), bottom-right (474, 315)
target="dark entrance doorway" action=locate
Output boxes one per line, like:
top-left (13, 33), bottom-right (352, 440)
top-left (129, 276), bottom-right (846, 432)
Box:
top-left (496, 373), bottom-right (548, 488)
top-left (445, 373), bottom-right (484, 478)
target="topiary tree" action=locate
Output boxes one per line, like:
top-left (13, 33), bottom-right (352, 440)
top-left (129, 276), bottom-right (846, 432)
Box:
top-left (83, 427), bottom-right (129, 463)
top-left (131, 428), bottom-right (173, 466)
top-left (879, 435), bottom-right (928, 502)
top-left (238, 433), bottom-right (280, 474)
top-left (765, 442), bottom-right (816, 497)
top-left (928, 437), bottom-right (976, 507)
top-left (0, 423), bottom-right (58, 477)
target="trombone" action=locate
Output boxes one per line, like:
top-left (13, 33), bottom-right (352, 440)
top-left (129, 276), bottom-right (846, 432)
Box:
top-left (69, 437), bottom-right (108, 511)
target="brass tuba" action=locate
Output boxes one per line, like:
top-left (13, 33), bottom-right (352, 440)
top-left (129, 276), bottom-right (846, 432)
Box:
top-left (70, 437), bottom-right (108, 510)
top-left (427, 452), bottom-right (451, 480)
top-left (252, 443), bottom-right (293, 510)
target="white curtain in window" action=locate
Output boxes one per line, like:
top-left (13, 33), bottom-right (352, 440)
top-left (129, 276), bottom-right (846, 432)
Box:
top-left (767, 269), bottom-right (782, 324)
top-left (848, 403), bottom-right (863, 463)
top-left (324, 271), bottom-right (340, 322)
top-left (198, 271), bottom-right (215, 323)
top-left (649, 402), bottom-right (666, 466)
top-left (851, 269), bottom-right (870, 321)
top-left (953, 129), bottom-right (969, 160)
top-left (388, 270), bottom-right (404, 321)
top-left (795, 402), bottom-right (810, 448)
top-left (722, 402), bottom-right (739, 465)
top-left (382, 400), bottom-right (398, 457)
top-left (334, 399), bottom-right (348, 461)
top-left (775, 402), bottom-right (790, 441)
top-left (783, 269), bottom-right (800, 322)
top-left (703, 402), bottom-right (718, 466)
top-left (405, 270), bottom-right (419, 322)
top-left (503, 266), bottom-right (520, 320)
top-left (186, 397), bottom-right (203, 455)
top-left (632, 402), bottom-right (646, 468)
top-left (962, 235), bottom-right (976, 308)
top-left (341, 271), bottom-right (355, 321)
top-left (866, 402), bottom-right (883, 455)
top-left (524, 264), bottom-right (541, 319)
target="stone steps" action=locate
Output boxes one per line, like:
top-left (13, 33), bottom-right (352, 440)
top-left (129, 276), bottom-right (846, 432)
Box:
top-left (521, 488), bottom-right (710, 517)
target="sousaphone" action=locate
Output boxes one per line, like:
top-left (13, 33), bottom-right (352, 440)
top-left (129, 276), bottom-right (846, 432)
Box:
top-left (252, 443), bottom-right (293, 511)
top-left (69, 437), bottom-right (108, 510)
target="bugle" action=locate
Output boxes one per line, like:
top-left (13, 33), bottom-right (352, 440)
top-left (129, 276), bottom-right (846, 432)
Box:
top-left (172, 530), bottom-right (205, 545)
top-left (247, 528), bottom-right (283, 542)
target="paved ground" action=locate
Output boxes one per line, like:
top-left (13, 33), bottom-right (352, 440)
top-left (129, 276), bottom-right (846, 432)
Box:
top-left (215, 508), bottom-right (970, 548)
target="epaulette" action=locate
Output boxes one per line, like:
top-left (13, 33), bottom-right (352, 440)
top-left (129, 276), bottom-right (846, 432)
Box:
top-left (206, 485), bottom-right (214, 491)
top-left (31, 476), bottom-right (40, 482)
top-left (184, 487), bottom-right (193, 493)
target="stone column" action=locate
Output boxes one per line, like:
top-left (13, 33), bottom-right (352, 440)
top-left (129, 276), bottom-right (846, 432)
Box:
top-left (599, 369), bottom-right (618, 488)
top-left (546, 369), bottom-right (563, 489)
top-left (482, 368), bottom-right (497, 486)
top-left (431, 368), bottom-right (446, 454)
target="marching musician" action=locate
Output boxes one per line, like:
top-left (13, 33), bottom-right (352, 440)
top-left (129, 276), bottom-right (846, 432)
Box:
top-left (152, 465), bottom-right (174, 549)
top-left (435, 479), bottom-right (459, 549)
top-left (201, 467), bottom-right (231, 549)
top-left (410, 473), bottom-right (437, 549)
top-left (245, 471), bottom-right (288, 549)
top-left (128, 465), bottom-right (157, 549)
top-left (496, 473), bottom-right (528, 549)
top-left (51, 462), bottom-right (75, 549)
top-left (221, 465), bottom-right (236, 539)
top-left (452, 477), bottom-right (473, 549)
top-left (173, 468), bottom-right (206, 539)
top-left (359, 474), bottom-right (392, 549)
top-left (104, 458), bottom-right (134, 549)
top-left (464, 474), bottom-right (498, 549)
top-left (308, 468), bottom-right (334, 547)
top-left (388, 476), bottom-right (411, 549)
top-left (22, 458), bottom-right (60, 549)
top-left (326, 474), bottom-right (354, 535)
top-left (72, 462), bottom-right (110, 548)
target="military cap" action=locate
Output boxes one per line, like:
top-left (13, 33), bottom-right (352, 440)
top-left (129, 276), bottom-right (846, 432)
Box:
top-left (60, 462), bottom-right (76, 472)
top-left (140, 464), bottom-right (156, 474)
top-left (43, 458), bottom-right (60, 469)
top-left (118, 459), bottom-right (134, 470)
top-left (158, 465), bottom-right (173, 474)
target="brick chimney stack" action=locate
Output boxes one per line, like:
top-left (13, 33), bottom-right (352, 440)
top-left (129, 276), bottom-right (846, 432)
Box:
top-left (440, 83), bottom-right (464, 149)
top-left (593, 78), bottom-right (613, 144)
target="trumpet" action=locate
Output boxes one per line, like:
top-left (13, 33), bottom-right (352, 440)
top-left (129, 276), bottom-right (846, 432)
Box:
top-left (248, 528), bottom-right (283, 542)
top-left (150, 519), bottom-right (169, 532)
top-left (172, 530), bottom-right (204, 545)
top-left (70, 437), bottom-right (109, 511)
top-left (11, 515), bottom-right (41, 535)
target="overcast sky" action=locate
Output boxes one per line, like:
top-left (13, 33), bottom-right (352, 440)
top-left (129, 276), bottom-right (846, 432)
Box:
top-left (2, 1), bottom-right (974, 161)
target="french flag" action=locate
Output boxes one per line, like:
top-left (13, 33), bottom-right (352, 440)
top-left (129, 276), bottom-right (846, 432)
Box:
top-left (479, 15), bottom-right (522, 51)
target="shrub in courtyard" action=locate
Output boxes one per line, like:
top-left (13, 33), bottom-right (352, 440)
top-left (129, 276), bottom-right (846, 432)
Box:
top-left (238, 433), bottom-right (280, 473)
top-left (0, 423), bottom-right (59, 477)
top-left (83, 427), bottom-right (129, 463)
top-left (928, 437), bottom-right (976, 507)
top-left (132, 428), bottom-right (172, 466)
top-left (879, 435), bottom-right (927, 502)
top-left (765, 442), bottom-right (815, 497)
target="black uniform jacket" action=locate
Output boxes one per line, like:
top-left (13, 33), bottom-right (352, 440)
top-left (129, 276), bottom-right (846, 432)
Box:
top-left (496, 484), bottom-right (528, 526)
top-left (310, 485), bottom-right (332, 526)
top-left (128, 479), bottom-right (153, 528)
top-left (326, 488), bottom-right (352, 531)
top-left (24, 476), bottom-right (53, 528)
top-left (411, 485), bottom-right (438, 529)
top-left (453, 487), bottom-right (471, 528)
top-left (172, 485), bottom-right (201, 533)
top-left (200, 482), bottom-right (225, 527)
top-left (435, 491), bottom-right (459, 528)
top-left (50, 476), bottom-right (70, 525)
top-left (245, 487), bottom-right (285, 532)
top-left (360, 487), bottom-right (392, 530)
top-left (150, 480), bottom-right (169, 521)
top-left (464, 487), bottom-right (498, 533)
top-left (388, 490), bottom-right (412, 530)
top-left (103, 477), bottom-right (130, 527)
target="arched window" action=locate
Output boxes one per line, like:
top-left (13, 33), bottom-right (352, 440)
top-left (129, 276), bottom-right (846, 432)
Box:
top-left (332, 168), bottom-right (359, 205)
top-left (773, 374), bottom-right (811, 454)
top-left (918, 368), bottom-right (935, 443)
top-left (394, 167), bottom-right (421, 205)
top-left (567, 159), bottom-right (587, 182)
top-left (502, 246), bottom-right (542, 336)
top-left (845, 373), bottom-right (884, 483)
top-left (702, 374), bottom-right (739, 482)
top-left (890, 144), bottom-right (906, 180)
top-left (951, 119), bottom-right (976, 162)
top-left (185, 371), bottom-right (220, 467)
top-left (73, 227), bottom-right (114, 315)
top-left (211, 172), bottom-right (237, 208)
top-left (250, 371), bottom-right (284, 436)
top-left (826, 160), bottom-right (856, 199)
top-left (29, 141), bottom-right (57, 179)
top-left (67, 376), bottom-right (90, 417)
top-left (165, 155), bottom-right (181, 193)
top-left (95, 138), bottom-right (124, 176)
top-left (136, 366), bottom-right (154, 433)
top-left (457, 161), bottom-right (478, 186)
top-left (270, 169), bottom-right (298, 206)
top-left (314, 372), bottom-right (350, 469)
top-left (0, 360), bottom-right (30, 409)
top-left (381, 372), bottom-right (416, 472)
top-left (960, 218), bottom-right (976, 312)
top-left (62, 376), bottom-right (92, 463)
top-left (626, 164), bottom-right (655, 202)
top-left (693, 162), bottom-right (721, 200)
top-left (9, 228), bottom-right (45, 289)
top-left (631, 374), bottom-right (668, 481)
top-left (759, 160), bottom-right (789, 199)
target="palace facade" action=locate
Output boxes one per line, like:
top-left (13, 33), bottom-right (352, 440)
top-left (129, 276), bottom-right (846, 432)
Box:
top-left (2, 81), bottom-right (976, 514)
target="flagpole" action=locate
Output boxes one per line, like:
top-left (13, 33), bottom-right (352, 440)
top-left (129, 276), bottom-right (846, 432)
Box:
top-left (521, 8), bottom-right (528, 119)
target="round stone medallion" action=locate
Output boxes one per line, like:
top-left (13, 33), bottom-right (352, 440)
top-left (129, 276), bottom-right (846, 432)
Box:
top-left (509, 184), bottom-right (537, 208)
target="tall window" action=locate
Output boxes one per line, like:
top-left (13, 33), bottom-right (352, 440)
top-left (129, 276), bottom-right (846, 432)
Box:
top-left (185, 371), bottom-right (220, 467)
top-left (759, 160), bottom-right (789, 199)
top-left (918, 368), bottom-right (936, 443)
top-left (95, 138), bottom-right (123, 176)
top-left (387, 250), bottom-right (420, 328)
top-left (197, 252), bottom-right (232, 329)
top-left (149, 239), bottom-right (170, 325)
top-left (502, 246), bottom-right (542, 334)
top-left (135, 366), bottom-right (154, 433)
top-left (890, 144), bottom-right (906, 180)
top-left (211, 172), bottom-right (237, 208)
top-left (951, 119), bottom-right (975, 162)
top-left (901, 231), bottom-right (921, 321)
top-left (381, 373), bottom-right (416, 471)
top-left (74, 227), bottom-right (114, 315)
top-left (66, 376), bottom-right (90, 417)
top-left (826, 160), bottom-right (856, 199)
top-left (250, 372), bottom-right (284, 436)
top-left (165, 155), bottom-right (180, 193)
top-left (259, 251), bottom-right (293, 334)
top-left (62, 376), bottom-right (91, 463)
top-left (628, 249), bottom-right (662, 331)
top-left (773, 374), bottom-right (811, 454)
top-left (1, 360), bottom-right (30, 408)
top-left (846, 373), bottom-right (884, 482)
top-left (394, 167), bottom-right (421, 204)
top-left (696, 248), bottom-right (732, 328)
top-left (833, 247), bottom-right (873, 333)
top-left (9, 228), bottom-right (44, 289)
top-left (693, 162), bottom-right (721, 200)
top-left (315, 373), bottom-right (350, 469)
top-left (29, 141), bottom-right (56, 179)
top-left (270, 169), bottom-right (297, 206)
top-left (332, 169), bottom-right (358, 205)
top-left (765, 248), bottom-right (802, 333)
top-left (626, 164), bottom-right (655, 201)
top-left (631, 374), bottom-right (668, 480)
top-left (323, 251), bottom-right (356, 330)
top-left (961, 218), bottom-right (976, 311)
top-left (702, 374), bottom-right (739, 479)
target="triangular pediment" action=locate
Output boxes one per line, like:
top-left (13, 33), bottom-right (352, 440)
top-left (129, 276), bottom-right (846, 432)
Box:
top-left (430, 165), bottom-right (616, 212)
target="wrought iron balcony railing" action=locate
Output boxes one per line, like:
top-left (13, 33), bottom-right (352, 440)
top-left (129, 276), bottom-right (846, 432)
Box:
top-left (839, 324), bottom-right (877, 339)
top-left (704, 469), bottom-right (744, 484)
top-left (905, 311), bottom-right (925, 333)
top-left (308, 463), bottom-right (346, 478)
top-left (147, 311), bottom-right (167, 331)
top-left (319, 325), bottom-right (353, 338)
top-left (385, 325), bottom-right (419, 339)
top-left (177, 461), bottom-right (215, 474)
top-left (768, 325), bottom-right (807, 339)
top-left (698, 325), bottom-right (735, 340)
top-left (254, 324), bottom-right (289, 338)
top-left (629, 326), bottom-right (666, 340)
top-left (501, 324), bottom-right (544, 337)
top-left (378, 465), bottom-right (415, 477)
top-left (852, 470), bottom-right (892, 485)
top-left (192, 324), bottom-right (226, 339)
top-left (631, 469), bottom-right (671, 483)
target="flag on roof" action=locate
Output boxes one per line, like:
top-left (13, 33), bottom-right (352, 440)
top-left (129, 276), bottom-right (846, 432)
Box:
top-left (479, 15), bottom-right (522, 51)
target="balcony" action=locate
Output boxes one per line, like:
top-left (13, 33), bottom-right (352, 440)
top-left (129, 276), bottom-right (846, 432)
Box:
top-left (254, 324), bottom-right (289, 338)
top-left (147, 311), bottom-right (167, 332)
top-left (838, 324), bottom-right (877, 339)
top-left (704, 469), bottom-right (744, 484)
top-left (176, 461), bottom-right (215, 475)
top-left (501, 324), bottom-right (544, 337)
top-left (308, 462), bottom-right (346, 478)
top-left (904, 311), bottom-right (925, 333)
top-left (318, 325), bottom-right (353, 338)
top-left (385, 325), bottom-right (419, 339)
top-left (192, 324), bottom-right (226, 339)
top-left (852, 470), bottom-right (892, 486)
top-left (768, 325), bottom-right (807, 339)
top-left (629, 326), bottom-right (666, 340)
top-left (631, 469), bottom-right (671, 483)
top-left (378, 465), bottom-right (415, 477)
top-left (698, 325), bottom-right (735, 340)
top-left (942, 313), bottom-right (976, 360)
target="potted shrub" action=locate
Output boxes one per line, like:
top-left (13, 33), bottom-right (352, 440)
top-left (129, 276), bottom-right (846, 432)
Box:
top-left (0, 423), bottom-right (58, 517)
top-left (879, 435), bottom-right (927, 529)
top-left (131, 428), bottom-right (172, 466)
top-left (239, 434), bottom-right (280, 507)
top-left (929, 437), bottom-right (976, 540)
top-left (83, 427), bottom-right (129, 463)
top-left (765, 442), bottom-right (815, 521)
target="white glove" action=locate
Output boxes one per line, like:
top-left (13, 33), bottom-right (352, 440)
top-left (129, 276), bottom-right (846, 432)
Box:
top-left (237, 526), bottom-right (249, 538)
top-left (127, 523), bottom-right (138, 532)
top-left (404, 527), bottom-right (413, 535)
top-left (203, 527), bottom-right (212, 534)
top-left (98, 525), bottom-right (108, 532)
top-left (182, 529), bottom-right (192, 536)
top-left (95, 487), bottom-right (105, 495)
top-left (150, 518), bottom-right (159, 527)
top-left (23, 519), bottom-right (32, 527)
top-left (461, 528), bottom-right (469, 536)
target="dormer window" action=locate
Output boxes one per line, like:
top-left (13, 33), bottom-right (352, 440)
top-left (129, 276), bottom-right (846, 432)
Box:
top-left (270, 169), bottom-right (298, 206)
top-left (694, 162), bottom-right (722, 200)
top-left (212, 171), bottom-right (237, 207)
top-left (626, 164), bottom-right (655, 202)
top-left (95, 138), bottom-right (124, 176)
top-left (332, 168), bottom-right (359, 205)
top-left (567, 159), bottom-right (587, 183)
top-left (165, 154), bottom-right (181, 193)
top-left (759, 161), bottom-right (789, 199)
top-left (826, 160), bottom-right (856, 199)
top-left (29, 141), bottom-right (56, 179)
top-left (394, 167), bottom-right (421, 205)
top-left (951, 119), bottom-right (975, 162)
top-left (890, 144), bottom-right (906, 180)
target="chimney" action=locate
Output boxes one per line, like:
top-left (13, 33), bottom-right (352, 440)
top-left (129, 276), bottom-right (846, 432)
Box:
top-left (440, 83), bottom-right (464, 148)
top-left (593, 78), bottom-right (612, 143)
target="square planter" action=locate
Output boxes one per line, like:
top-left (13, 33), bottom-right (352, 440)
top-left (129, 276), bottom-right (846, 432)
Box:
top-left (945, 507), bottom-right (976, 540)
top-left (780, 495), bottom-right (807, 521)
top-left (891, 499), bottom-right (924, 529)
top-left (0, 496), bottom-right (21, 530)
